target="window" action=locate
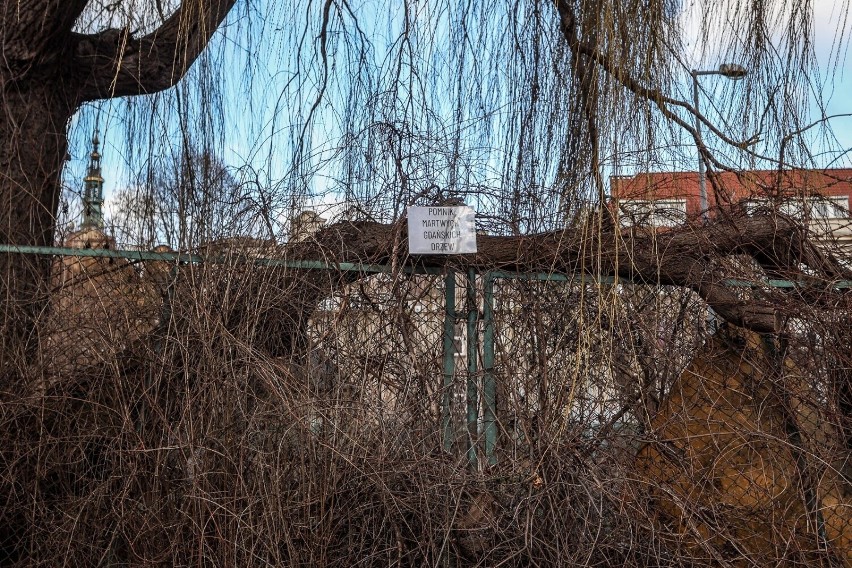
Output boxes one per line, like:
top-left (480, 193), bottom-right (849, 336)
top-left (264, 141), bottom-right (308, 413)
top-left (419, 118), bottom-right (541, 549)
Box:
top-left (742, 198), bottom-right (770, 215)
top-left (618, 199), bottom-right (687, 228)
top-left (745, 195), bottom-right (849, 219)
top-left (810, 195), bottom-right (848, 219)
top-left (780, 199), bottom-right (807, 217)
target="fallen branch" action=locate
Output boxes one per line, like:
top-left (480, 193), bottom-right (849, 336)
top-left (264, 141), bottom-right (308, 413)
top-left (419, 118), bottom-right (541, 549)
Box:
top-left (288, 214), bottom-right (850, 335)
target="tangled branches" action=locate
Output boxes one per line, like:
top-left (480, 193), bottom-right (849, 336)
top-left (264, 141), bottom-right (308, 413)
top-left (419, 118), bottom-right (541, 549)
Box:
top-left (1, 211), bottom-right (851, 565)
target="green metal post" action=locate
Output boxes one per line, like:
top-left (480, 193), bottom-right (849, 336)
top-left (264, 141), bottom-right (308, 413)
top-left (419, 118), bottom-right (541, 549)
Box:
top-left (482, 273), bottom-right (497, 465)
top-left (466, 268), bottom-right (479, 467)
top-left (442, 271), bottom-right (456, 452)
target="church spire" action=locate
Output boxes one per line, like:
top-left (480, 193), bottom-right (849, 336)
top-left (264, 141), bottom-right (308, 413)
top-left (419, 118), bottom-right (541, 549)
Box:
top-left (81, 132), bottom-right (104, 229)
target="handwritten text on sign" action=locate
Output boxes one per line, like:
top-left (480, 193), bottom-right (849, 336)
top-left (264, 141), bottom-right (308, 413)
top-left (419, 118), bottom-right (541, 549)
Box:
top-left (407, 206), bottom-right (477, 254)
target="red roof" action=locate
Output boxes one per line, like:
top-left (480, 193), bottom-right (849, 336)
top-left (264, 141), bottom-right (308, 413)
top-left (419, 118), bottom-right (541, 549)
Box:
top-left (610, 169), bottom-right (852, 218)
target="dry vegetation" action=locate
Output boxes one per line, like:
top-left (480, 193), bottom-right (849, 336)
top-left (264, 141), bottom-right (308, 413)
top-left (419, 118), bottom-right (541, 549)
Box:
top-left (3, 0), bottom-right (852, 566)
top-left (1, 213), bottom-right (851, 566)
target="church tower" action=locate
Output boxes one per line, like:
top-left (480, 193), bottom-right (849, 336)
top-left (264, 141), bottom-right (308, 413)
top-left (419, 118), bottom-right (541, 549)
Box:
top-left (81, 132), bottom-right (104, 229)
top-left (64, 132), bottom-right (111, 249)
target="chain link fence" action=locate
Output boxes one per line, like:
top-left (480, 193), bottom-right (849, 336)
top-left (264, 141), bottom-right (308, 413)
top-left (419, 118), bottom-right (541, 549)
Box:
top-left (1, 231), bottom-right (851, 566)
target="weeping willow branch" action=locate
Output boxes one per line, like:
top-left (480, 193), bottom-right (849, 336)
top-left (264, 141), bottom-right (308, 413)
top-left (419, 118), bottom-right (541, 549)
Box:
top-left (551, 0), bottom-right (766, 174)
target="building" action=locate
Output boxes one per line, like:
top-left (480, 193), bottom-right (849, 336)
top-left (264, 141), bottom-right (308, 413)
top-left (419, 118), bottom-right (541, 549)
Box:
top-left (611, 169), bottom-right (852, 248)
top-left (56, 133), bottom-right (118, 283)
top-left (43, 135), bottom-right (161, 380)
top-left (290, 210), bottom-right (327, 242)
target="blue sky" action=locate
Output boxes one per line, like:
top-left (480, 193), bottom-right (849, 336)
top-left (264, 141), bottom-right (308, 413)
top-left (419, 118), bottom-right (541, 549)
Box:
top-left (61, 0), bottom-right (852, 235)
top-left (675, 0), bottom-right (852, 172)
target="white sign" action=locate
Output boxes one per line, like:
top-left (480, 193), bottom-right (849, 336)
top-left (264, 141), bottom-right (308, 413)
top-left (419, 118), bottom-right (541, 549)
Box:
top-left (407, 206), bottom-right (477, 254)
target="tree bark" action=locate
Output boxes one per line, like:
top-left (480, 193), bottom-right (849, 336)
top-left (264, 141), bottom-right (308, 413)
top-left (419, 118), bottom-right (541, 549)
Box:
top-left (0, 86), bottom-right (75, 373)
top-left (294, 215), bottom-right (850, 336)
top-left (71, 0), bottom-right (238, 100)
top-left (0, 0), bottom-right (238, 375)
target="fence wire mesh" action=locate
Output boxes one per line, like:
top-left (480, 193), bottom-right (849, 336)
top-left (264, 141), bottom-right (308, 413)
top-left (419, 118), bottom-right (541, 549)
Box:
top-left (2, 224), bottom-right (851, 566)
top-left (3, 0), bottom-right (852, 564)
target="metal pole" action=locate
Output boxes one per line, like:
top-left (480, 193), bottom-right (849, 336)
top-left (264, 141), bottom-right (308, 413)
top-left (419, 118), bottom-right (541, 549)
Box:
top-left (482, 273), bottom-right (497, 466)
top-left (441, 271), bottom-right (456, 452)
top-left (693, 70), bottom-right (716, 332)
top-left (692, 70), bottom-right (709, 224)
top-left (465, 268), bottom-right (479, 467)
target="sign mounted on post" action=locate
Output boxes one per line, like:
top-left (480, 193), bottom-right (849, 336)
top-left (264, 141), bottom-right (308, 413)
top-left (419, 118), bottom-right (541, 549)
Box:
top-left (407, 206), bottom-right (477, 254)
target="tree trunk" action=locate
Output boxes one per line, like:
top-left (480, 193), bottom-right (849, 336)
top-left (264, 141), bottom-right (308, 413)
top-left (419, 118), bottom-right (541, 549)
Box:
top-left (296, 217), bottom-right (850, 336)
top-left (0, 0), bottom-right (238, 378)
top-left (0, 85), bottom-right (73, 375)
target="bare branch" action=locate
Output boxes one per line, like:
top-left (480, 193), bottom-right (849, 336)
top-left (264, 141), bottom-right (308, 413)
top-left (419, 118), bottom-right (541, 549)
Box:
top-left (71, 0), bottom-right (237, 101)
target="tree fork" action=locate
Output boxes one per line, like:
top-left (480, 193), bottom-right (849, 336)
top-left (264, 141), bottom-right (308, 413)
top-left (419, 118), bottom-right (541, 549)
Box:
top-left (0, 0), bottom-right (238, 371)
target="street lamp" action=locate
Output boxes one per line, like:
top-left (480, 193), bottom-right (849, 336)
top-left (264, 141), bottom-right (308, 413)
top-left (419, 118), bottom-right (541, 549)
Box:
top-left (691, 63), bottom-right (748, 222)
top-left (691, 63), bottom-right (747, 334)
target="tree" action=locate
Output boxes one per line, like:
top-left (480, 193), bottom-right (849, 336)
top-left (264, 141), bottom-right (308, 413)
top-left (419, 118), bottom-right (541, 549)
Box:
top-left (2, 0), bottom-right (847, 370)
top-left (2, 2), bottom-right (852, 564)
top-left (0, 0), bottom-right (237, 370)
top-left (109, 150), bottom-right (256, 249)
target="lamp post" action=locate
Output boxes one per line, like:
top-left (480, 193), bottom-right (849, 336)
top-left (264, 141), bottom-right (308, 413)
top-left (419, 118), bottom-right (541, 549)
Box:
top-left (691, 63), bottom-right (748, 222)
top-left (691, 63), bottom-right (747, 334)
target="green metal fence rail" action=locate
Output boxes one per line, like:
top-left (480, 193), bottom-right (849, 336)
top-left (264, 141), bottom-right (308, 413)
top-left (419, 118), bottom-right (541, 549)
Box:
top-left (0, 243), bottom-right (444, 275)
top-left (465, 268), bottom-right (479, 467)
top-left (441, 271), bottom-right (456, 453)
top-left (5, 243), bottom-right (852, 287)
top-left (482, 274), bottom-right (498, 466)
